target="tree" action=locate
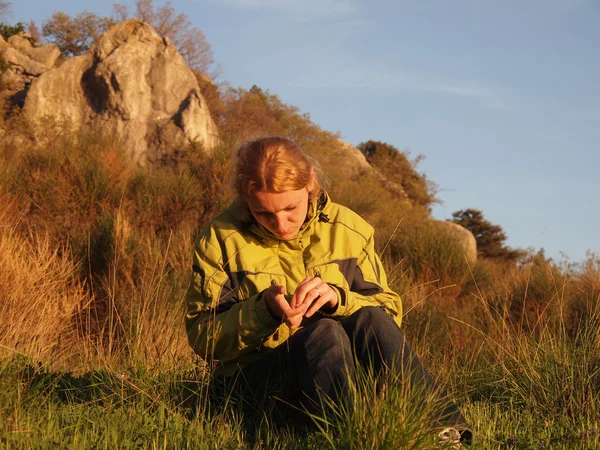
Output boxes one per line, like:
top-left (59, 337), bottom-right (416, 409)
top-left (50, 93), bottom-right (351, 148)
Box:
top-left (41, 1), bottom-right (218, 78)
top-left (357, 140), bottom-right (438, 208)
top-left (112, 0), bottom-right (218, 76)
top-left (0, 1), bottom-right (10, 21)
top-left (451, 208), bottom-right (523, 261)
top-left (28, 19), bottom-right (41, 44)
top-left (42, 11), bottom-right (114, 56)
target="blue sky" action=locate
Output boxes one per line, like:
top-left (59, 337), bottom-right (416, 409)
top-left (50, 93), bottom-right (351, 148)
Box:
top-left (10, 0), bottom-right (600, 263)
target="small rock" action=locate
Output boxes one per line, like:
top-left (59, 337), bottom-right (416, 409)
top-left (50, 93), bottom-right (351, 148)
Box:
top-left (1, 47), bottom-right (47, 76)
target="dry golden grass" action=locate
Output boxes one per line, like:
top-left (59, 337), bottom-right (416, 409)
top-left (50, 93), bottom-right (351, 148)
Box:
top-left (0, 93), bottom-right (599, 448)
top-left (0, 194), bottom-right (89, 365)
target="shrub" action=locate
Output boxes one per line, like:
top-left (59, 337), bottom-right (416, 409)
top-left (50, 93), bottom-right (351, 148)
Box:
top-left (0, 21), bottom-right (26, 40)
top-left (358, 140), bottom-right (438, 209)
top-left (385, 220), bottom-right (472, 293)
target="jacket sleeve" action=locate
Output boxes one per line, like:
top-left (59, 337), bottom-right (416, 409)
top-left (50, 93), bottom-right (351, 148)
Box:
top-left (326, 227), bottom-right (403, 326)
top-left (184, 228), bottom-right (281, 366)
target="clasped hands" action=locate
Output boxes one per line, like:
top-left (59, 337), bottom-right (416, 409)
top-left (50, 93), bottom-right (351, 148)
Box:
top-left (264, 276), bottom-right (338, 330)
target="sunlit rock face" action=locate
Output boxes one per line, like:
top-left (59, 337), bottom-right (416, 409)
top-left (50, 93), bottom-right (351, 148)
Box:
top-left (19, 20), bottom-right (218, 163)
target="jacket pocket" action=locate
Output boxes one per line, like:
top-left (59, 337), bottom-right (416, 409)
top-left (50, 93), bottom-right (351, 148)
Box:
top-left (308, 259), bottom-right (355, 291)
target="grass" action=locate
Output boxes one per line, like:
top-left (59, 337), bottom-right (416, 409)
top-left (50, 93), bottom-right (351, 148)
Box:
top-left (1, 117), bottom-right (599, 448)
top-left (0, 358), bottom-right (246, 449)
top-left (1, 217), bottom-right (598, 449)
top-left (2, 321), bottom-right (600, 449)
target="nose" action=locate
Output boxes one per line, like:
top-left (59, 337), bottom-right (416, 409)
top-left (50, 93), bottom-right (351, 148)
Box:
top-left (273, 214), bottom-right (287, 232)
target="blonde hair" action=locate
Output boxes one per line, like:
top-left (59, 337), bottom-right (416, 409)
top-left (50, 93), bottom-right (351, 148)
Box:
top-left (235, 137), bottom-right (321, 198)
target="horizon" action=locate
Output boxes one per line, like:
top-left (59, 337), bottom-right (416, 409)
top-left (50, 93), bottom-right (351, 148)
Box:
top-left (8, 0), bottom-right (600, 263)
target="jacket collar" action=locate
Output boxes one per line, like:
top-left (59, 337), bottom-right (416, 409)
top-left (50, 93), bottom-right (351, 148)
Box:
top-left (226, 191), bottom-right (329, 245)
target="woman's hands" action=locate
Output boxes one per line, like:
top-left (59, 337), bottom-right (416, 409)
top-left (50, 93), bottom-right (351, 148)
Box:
top-left (264, 276), bottom-right (339, 330)
top-left (290, 276), bottom-right (338, 317)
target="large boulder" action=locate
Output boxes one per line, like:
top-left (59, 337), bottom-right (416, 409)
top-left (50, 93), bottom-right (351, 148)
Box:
top-left (437, 221), bottom-right (477, 263)
top-left (331, 140), bottom-right (409, 200)
top-left (22, 19), bottom-right (219, 163)
top-left (24, 55), bottom-right (93, 126)
top-left (24, 45), bottom-right (61, 69)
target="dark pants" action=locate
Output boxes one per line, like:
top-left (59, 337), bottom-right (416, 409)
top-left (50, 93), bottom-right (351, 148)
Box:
top-left (217, 306), bottom-right (470, 434)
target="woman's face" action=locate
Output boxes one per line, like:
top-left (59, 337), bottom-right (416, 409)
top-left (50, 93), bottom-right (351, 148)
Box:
top-left (246, 187), bottom-right (310, 240)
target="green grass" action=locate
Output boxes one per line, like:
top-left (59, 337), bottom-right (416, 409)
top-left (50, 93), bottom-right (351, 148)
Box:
top-left (2, 319), bottom-right (600, 450)
top-left (0, 358), bottom-right (245, 449)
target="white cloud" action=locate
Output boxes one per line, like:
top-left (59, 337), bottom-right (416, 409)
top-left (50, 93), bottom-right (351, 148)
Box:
top-left (214, 0), bottom-right (362, 17)
top-left (286, 67), bottom-right (519, 111)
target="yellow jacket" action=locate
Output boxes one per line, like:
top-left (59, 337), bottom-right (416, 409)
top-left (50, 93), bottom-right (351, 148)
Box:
top-left (185, 193), bottom-right (402, 375)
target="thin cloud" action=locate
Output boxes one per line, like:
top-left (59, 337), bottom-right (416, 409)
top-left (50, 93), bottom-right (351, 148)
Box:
top-left (445, 0), bottom-right (590, 11)
top-left (214, 0), bottom-right (362, 17)
top-left (287, 67), bottom-right (519, 112)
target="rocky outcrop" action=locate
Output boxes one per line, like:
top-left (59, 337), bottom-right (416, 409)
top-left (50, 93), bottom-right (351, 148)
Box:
top-left (2, 47), bottom-right (47, 76)
top-left (0, 33), bottom-right (62, 109)
top-left (333, 140), bottom-right (409, 201)
top-left (3, 20), bottom-right (219, 163)
top-left (3, 34), bottom-right (61, 69)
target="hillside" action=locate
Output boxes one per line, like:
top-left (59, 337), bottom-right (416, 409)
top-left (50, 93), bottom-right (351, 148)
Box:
top-left (1, 13), bottom-right (600, 449)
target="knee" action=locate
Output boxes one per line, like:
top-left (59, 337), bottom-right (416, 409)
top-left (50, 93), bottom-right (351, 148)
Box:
top-left (304, 318), bottom-right (351, 349)
top-left (352, 306), bottom-right (401, 333)
top-left (304, 319), bottom-right (351, 357)
top-left (355, 305), bottom-right (387, 322)
top-left (343, 306), bottom-right (408, 360)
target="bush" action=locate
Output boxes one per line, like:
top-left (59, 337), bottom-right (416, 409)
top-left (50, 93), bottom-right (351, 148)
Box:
top-left (385, 220), bottom-right (472, 294)
top-left (358, 140), bottom-right (438, 209)
top-left (0, 21), bottom-right (26, 40)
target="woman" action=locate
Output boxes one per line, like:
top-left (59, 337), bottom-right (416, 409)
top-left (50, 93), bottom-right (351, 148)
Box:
top-left (185, 136), bottom-right (472, 445)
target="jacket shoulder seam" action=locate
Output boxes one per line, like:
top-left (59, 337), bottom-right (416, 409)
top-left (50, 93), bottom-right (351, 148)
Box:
top-left (325, 220), bottom-right (370, 244)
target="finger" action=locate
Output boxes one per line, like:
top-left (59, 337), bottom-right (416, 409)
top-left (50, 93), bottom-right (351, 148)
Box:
top-left (305, 286), bottom-right (337, 318)
top-left (269, 283), bottom-right (285, 294)
top-left (290, 276), bottom-right (313, 307)
top-left (304, 295), bottom-right (328, 317)
top-left (268, 285), bottom-right (286, 304)
top-left (286, 303), bottom-right (307, 317)
top-left (285, 312), bottom-right (303, 330)
top-left (287, 285), bottom-right (324, 320)
top-left (264, 285), bottom-right (291, 320)
top-left (293, 278), bottom-right (323, 308)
